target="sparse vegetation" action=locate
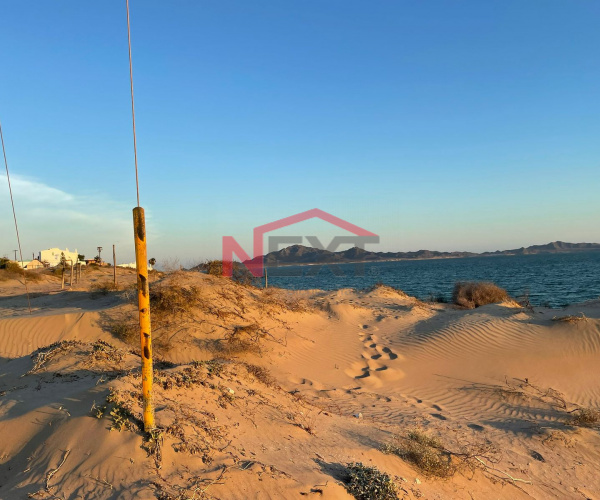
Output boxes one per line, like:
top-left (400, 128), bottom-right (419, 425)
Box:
top-left (569, 408), bottom-right (600, 428)
top-left (452, 281), bottom-right (508, 308)
top-left (109, 318), bottom-right (138, 344)
top-left (244, 363), bottom-right (276, 387)
top-left (0, 257), bottom-right (24, 281)
top-left (90, 280), bottom-right (120, 295)
top-left (552, 313), bottom-right (587, 324)
top-left (382, 430), bottom-right (455, 478)
top-left (345, 462), bottom-right (398, 500)
top-left (367, 282), bottom-right (408, 297)
top-left (199, 259), bottom-right (258, 286)
top-left (218, 323), bottom-right (275, 355)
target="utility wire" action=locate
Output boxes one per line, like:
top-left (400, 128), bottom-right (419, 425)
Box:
top-left (126, 0), bottom-right (140, 207)
top-left (0, 120), bottom-right (32, 314)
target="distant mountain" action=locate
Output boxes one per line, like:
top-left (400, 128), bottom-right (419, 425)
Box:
top-left (255, 241), bottom-right (600, 266)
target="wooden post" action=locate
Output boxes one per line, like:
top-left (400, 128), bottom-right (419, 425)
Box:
top-left (265, 266), bottom-right (268, 289)
top-left (69, 260), bottom-right (74, 286)
top-left (61, 267), bottom-right (65, 290)
top-left (133, 207), bottom-right (154, 431)
top-left (113, 244), bottom-right (117, 288)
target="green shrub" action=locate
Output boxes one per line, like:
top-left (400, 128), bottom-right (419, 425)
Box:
top-left (345, 462), bottom-right (397, 500)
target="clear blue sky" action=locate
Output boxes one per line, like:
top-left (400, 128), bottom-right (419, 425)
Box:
top-left (1, 1), bottom-right (599, 266)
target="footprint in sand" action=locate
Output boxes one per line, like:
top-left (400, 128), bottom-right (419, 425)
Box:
top-left (432, 404), bottom-right (442, 411)
top-left (430, 413), bottom-right (447, 420)
top-left (467, 423), bottom-right (484, 432)
top-left (348, 325), bottom-right (404, 388)
top-left (382, 347), bottom-right (398, 360)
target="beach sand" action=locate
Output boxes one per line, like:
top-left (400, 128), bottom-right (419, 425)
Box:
top-left (1, 268), bottom-right (599, 499)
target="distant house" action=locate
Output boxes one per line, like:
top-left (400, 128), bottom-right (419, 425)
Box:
top-left (15, 259), bottom-right (45, 269)
top-left (38, 248), bottom-right (81, 267)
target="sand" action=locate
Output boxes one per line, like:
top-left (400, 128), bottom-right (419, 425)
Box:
top-left (1, 268), bottom-right (599, 499)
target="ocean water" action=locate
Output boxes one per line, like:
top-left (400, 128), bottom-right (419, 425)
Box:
top-left (265, 252), bottom-right (600, 308)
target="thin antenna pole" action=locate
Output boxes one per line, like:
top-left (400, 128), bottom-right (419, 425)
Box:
top-left (0, 120), bottom-right (32, 314)
top-left (126, 0), bottom-right (141, 207)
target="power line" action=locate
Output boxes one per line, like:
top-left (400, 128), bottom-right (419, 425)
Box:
top-left (0, 119), bottom-right (32, 314)
top-left (126, 0), bottom-right (140, 207)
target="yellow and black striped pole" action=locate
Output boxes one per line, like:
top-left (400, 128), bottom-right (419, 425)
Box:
top-left (133, 207), bottom-right (154, 431)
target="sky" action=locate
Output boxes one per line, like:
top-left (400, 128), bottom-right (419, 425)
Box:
top-left (1, 1), bottom-right (599, 267)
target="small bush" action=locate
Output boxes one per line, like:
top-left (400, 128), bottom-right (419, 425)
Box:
top-left (345, 462), bottom-right (397, 500)
top-left (452, 282), bottom-right (508, 309)
top-left (0, 258), bottom-right (25, 281)
top-left (199, 259), bottom-right (258, 286)
top-left (552, 314), bottom-right (587, 324)
top-left (24, 271), bottom-right (43, 282)
top-left (90, 281), bottom-right (119, 295)
top-left (244, 363), bottom-right (275, 386)
top-left (570, 408), bottom-right (600, 428)
top-left (382, 430), bottom-right (455, 478)
top-left (108, 318), bottom-right (138, 345)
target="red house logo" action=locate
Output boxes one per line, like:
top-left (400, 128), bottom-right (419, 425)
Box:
top-left (222, 208), bottom-right (379, 277)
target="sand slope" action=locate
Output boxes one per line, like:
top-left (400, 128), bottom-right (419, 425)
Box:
top-left (1, 271), bottom-right (599, 499)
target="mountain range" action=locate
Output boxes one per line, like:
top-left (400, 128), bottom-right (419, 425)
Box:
top-left (256, 241), bottom-right (600, 266)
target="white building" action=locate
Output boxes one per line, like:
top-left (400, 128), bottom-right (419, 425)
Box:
top-left (38, 248), bottom-right (81, 267)
top-left (118, 262), bottom-right (154, 271)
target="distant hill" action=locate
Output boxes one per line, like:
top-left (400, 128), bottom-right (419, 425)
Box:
top-left (254, 241), bottom-right (600, 266)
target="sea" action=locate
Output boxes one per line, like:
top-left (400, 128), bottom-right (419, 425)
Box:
top-left (265, 252), bottom-right (600, 308)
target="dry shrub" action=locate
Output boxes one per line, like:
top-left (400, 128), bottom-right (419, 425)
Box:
top-left (367, 282), bottom-right (409, 297)
top-left (27, 340), bottom-right (84, 374)
top-left (109, 319), bottom-right (138, 345)
top-left (382, 430), bottom-right (455, 478)
top-left (345, 462), bottom-right (397, 500)
top-left (552, 313), bottom-right (587, 324)
top-left (244, 363), bottom-right (275, 387)
top-left (219, 323), bottom-right (269, 355)
top-left (150, 282), bottom-right (202, 317)
top-left (569, 408), bottom-right (600, 427)
top-left (90, 281), bottom-right (119, 295)
top-left (260, 287), bottom-right (310, 313)
top-left (199, 259), bottom-right (258, 286)
top-left (0, 258), bottom-right (24, 281)
top-left (24, 271), bottom-right (43, 282)
top-left (452, 281), bottom-right (508, 308)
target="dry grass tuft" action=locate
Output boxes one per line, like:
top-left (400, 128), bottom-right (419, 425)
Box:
top-left (452, 281), bottom-right (508, 309)
top-left (27, 340), bottom-right (84, 374)
top-left (90, 281), bottom-right (120, 295)
top-left (243, 363), bottom-right (276, 387)
top-left (367, 282), bottom-right (409, 298)
top-left (569, 408), bottom-right (600, 428)
top-left (552, 313), bottom-right (588, 324)
top-left (382, 430), bottom-right (455, 478)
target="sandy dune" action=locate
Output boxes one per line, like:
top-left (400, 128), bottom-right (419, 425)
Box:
top-left (1, 269), bottom-right (599, 499)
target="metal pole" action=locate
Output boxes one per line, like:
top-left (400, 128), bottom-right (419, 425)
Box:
top-left (113, 244), bottom-right (117, 287)
top-left (133, 207), bottom-right (154, 431)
